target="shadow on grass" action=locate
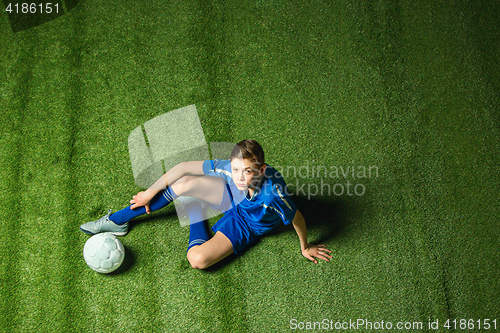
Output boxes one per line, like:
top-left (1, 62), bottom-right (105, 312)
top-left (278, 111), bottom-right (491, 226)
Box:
top-left (204, 195), bottom-right (350, 271)
top-left (127, 208), bottom-right (178, 233)
top-left (110, 194), bottom-right (353, 272)
top-left (283, 195), bottom-right (348, 244)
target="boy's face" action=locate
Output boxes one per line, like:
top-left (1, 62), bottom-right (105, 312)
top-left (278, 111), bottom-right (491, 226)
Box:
top-left (231, 158), bottom-right (265, 191)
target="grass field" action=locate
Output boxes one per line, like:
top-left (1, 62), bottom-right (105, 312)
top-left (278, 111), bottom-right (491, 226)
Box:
top-left (1, 0), bottom-right (499, 332)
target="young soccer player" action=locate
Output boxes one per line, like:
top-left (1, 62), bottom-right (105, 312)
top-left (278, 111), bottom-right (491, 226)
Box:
top-left (80, 139), bottom-right (332, 269)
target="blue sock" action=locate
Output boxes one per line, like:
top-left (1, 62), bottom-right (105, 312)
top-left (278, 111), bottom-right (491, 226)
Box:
top-left (109, 187), bottom-right (178, 225)
top-left (187, 202), bottom-right (210, 251)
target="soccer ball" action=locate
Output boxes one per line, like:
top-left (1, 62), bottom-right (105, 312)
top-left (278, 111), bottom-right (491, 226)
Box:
top-left (83, 233), bottom-right (125, 274)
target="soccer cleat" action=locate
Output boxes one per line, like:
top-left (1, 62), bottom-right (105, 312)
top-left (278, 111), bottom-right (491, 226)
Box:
top-left (80, 209), bottom-right (129, 236)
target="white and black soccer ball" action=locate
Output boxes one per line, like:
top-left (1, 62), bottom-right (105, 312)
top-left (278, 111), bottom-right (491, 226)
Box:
top-left (83, 233), bottom-right (125, 274)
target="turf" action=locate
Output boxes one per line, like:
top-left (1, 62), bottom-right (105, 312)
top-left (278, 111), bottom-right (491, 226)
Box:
top-left (1, 0), bottom-right (499, 332)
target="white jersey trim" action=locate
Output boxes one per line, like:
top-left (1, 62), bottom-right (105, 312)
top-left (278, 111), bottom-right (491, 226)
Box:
top-left (214, 168), bottom-right (232, 178)
top-left (275, 185), bottom-right (292, 211)
top-left (261, 203), bottom-right (285, 221)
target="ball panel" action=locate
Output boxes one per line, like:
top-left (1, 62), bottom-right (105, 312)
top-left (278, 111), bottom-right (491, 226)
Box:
top-left (100, 259), bottom-right (114, 270)
top-left (104, 238), bottom-right (117, 251)
top-left (116, 239), bottom-right (125, 253)
top-left (87, 257), bottom-right (101, 270)
top-left (109, 249), bottom-right (123, 264)
top-left (84, 236), bottom-right (103, 258)
top-left (96, 247), bottom-right (111, 260)
top-left (84, 246), bottom-right (97, 258)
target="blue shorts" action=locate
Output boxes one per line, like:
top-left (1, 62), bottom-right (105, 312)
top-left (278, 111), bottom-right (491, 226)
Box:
top-left (211, 209), bottom-right (258, 255)
top-left (209, 183), bottom-right (258, 254)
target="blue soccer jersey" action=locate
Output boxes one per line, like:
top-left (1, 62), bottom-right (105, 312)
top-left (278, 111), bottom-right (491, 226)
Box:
top-left (202, 159), bottom-right (297, 236)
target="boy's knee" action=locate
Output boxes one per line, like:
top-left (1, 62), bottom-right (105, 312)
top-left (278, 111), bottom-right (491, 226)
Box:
top-left (172, 181), bottom-right (188, 197)
top-left (172, 175), bottom-right (197, 196)
top-left (187, 249), bottom-right (209, 270)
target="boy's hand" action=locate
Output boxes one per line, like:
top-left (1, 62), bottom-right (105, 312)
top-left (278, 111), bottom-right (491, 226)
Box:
top-left (130, 191), bottom-right (152, 213)
top-left (302, 244), bottom-right (333, 264)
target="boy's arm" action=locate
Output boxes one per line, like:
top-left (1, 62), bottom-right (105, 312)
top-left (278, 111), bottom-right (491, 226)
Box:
top-left (129, 161), bottom-right (204, 211)
top-left (291, 210), bottom-right (333, 264)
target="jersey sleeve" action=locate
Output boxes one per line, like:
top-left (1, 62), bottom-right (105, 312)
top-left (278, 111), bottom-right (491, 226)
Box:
top-left (271, 183), bottom-right (297, 225)
top-left (202, 159), bottom-right (233, 184)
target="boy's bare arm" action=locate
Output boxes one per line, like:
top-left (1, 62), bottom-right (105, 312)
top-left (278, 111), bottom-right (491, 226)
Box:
top-left (292, 210), bottom-right (333, 263)
top-left (129, 161), bottom-right (204, 211)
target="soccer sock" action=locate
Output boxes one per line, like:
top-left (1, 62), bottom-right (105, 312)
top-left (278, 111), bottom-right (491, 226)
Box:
top-left (109, 187), bottom-right (178, 225)
top-left (186, 201), bottom-right (210, 252)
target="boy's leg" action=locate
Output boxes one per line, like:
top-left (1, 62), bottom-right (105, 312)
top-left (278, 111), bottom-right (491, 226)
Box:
top-left (184, 179), bottom-right (234, 269)
top-left (170, 175), bottom-right (226, 207)
top-left (79, 187), bottom-right (178, 236)
top-left (186, 232), bottom-right (234, 269)
top-left (186, 201), bottom-right (210, 251)
top-left (80, 175), bottom-right (227, 235)
top-left (109, 187), bottom-right (178, 225)
top-left (110, 174), bottom-right (223, 225)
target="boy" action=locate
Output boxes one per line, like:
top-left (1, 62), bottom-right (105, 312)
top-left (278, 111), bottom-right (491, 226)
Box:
top-left (80, 139), bottom-right (332, 269)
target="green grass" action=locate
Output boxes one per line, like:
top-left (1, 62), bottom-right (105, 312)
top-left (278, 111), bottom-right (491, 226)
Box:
top-left (1, 0), bottom-right (499, 332)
